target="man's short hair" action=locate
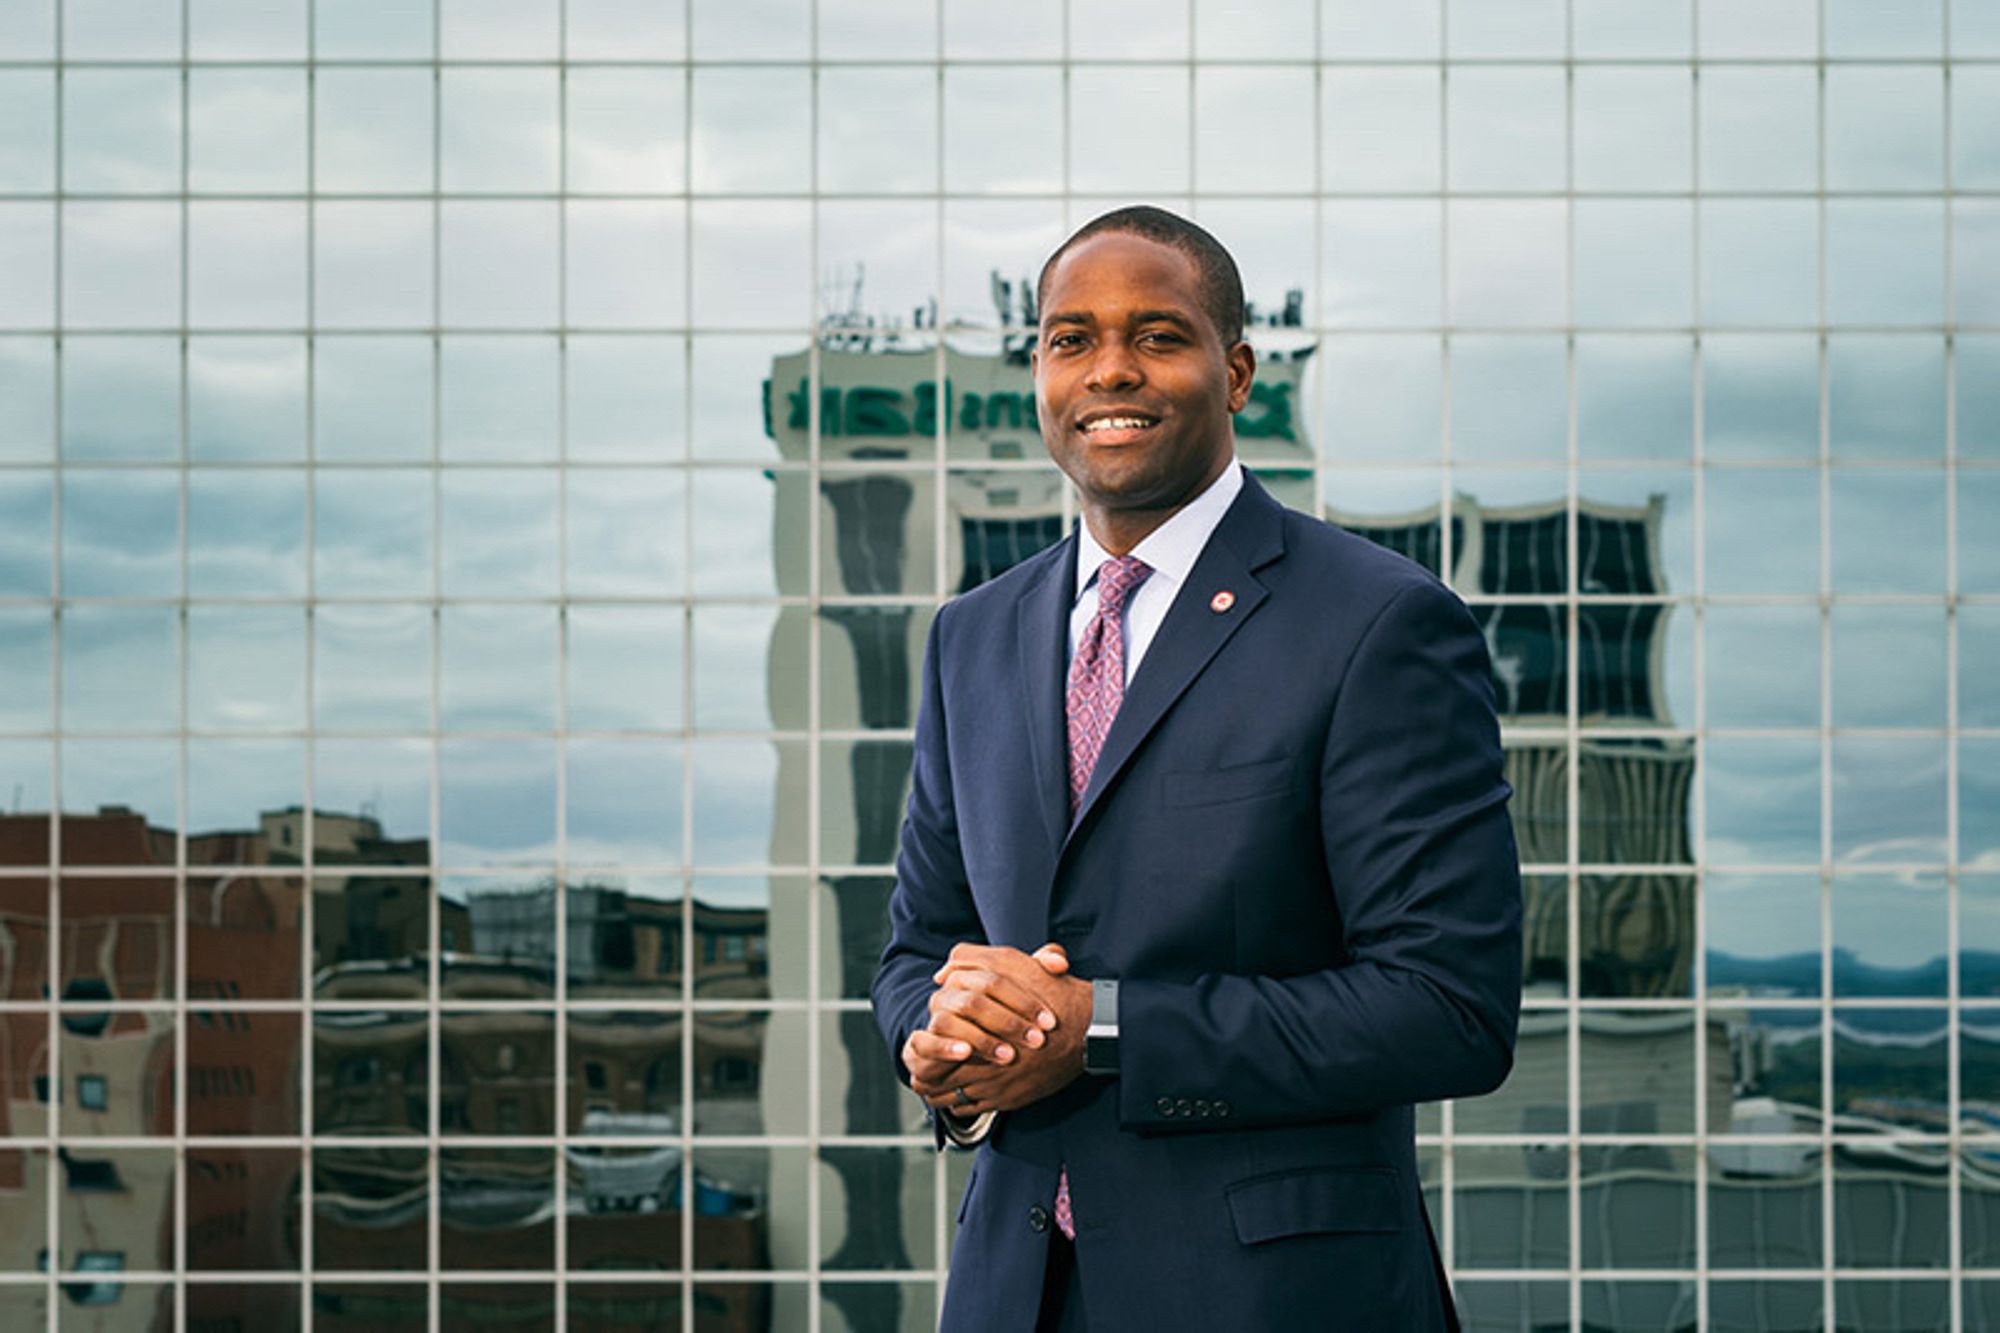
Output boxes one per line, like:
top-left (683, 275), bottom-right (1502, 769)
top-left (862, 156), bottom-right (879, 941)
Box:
top-left (1036, 206), bottom-right (1247, 349)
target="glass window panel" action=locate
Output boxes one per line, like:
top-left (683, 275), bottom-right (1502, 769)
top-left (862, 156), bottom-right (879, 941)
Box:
top-left (0, 611), bottom-right (53, 731)
top-left (1832, 873), bottom-right (1946, 997)
top-left (817, 206), bottom-right (938, 332)
top-left (1573, 67), bottom-right (1692, 193)
top-left (316, 0), bottom-right (432, 57)
top-left (690, 0), bottom-right (807, 57)
top-left (187, 740), bottom-right (302, 848)
top-left (690, 67), bottom-right (810, 193)
top-left (65, 0), bottom-right (180, 55)
top-left (1962, 201), bottom-right (2000, 327)
top-left (0, 338), bottom-right (54, 461)
top-left (689, 200), bottom-right (811, 331)
top-left (311, 740), bottom-right (431, 847)
top-left (1964, 336), bottom-right (2000, 459)
top-left (1969, 471), bottom-right (2000, 593)
top-left (314, 335), bottom-right (431, 462)
top-left (187, 606), bottom-right (307, 731)
top-left (691, 1016), bottom-right (806, 1134)
top-left (1825, 334), bottom-right (1945, 459)
top-left (1448, 335), bottom-right (1565, 463)
top-left (1322, 66), bottom-right (1440, 194)
top-left (188, 337), bottom-right (306, 462)
top-left (692, 468), bottom-right (805, 596)
top-left (1583, 1146), bottom-right (1698, 1269)
top-left (1446, 201), bottom-right (1566, 328)
top-left (1069, 66), bottom-right (1192, 195)
top-left (61, 873), bottom-right (174, 995)
top-left (1827, 66), bottom-right (1946, 191)
top-left (315, 68), bottom-right (434, 195)
top-left (1069, 0), bottom-right (1189, 57)
top-left (313, 202), bottom-right (434, 329)
top-left (693, 604), bottom-right (791, 730)
top-left (567, 0), bottom-right (682, 58)
top-left (440, 69), bottom-right (558, 195)
top-left (1698, 66), bottom-right (1818, 193)
top-left (439, 202), bottom-right (559, 330)
top-left (565, 739), bottom-right (684, 865)
top-left (1830, 603), bottom-right (1945, 728)
top-left (1704, 467), bottom-right (1817, 595)
top-left (816, 1146), bottom-right (934, 1270)
top-left (314, 607), bottom-right (432, 733)
top-left (1704, 737), bottom-right (1821, 865)
top-left (1576, 336), bottom-right (1692, 462)
top-left (1322, 202), bottom-right (1441, 328)
top-left (189, 0), bottom-right (307, 57)
top-left (439, 0), bottom-right (558, 57)
top-left (0, 71), bottom-right (55, 193)
top-left (438, 739), bottom-right (558, 866)
top-left (819, 67), bottom-right (938, 195)
top-left (59, 1152), bottom-right (174, 1287)
top-left (1966, 606), bottom-right (2000, 729)
top-left (1194, 66), bottom-right (1315, 195)
top-left (817, 605), bottom-right (924, 732)
top-left (61, 605), bottom-right (176, 732)
top-left (691, 738), bottom-right (807, 867)
top-left (62, 70), bottom-right (179, 193)
top-left (1706, 874), bottom-right (1820, 998)
top-left (1834, 1011), bottom-right (1949, 1126)
top-left (1322, 0), bottom-right (1438, 55)
top-left (1698, 0), bottom-right (1817, 55)
top-left (1699, 199), bottom-right (1819, 329)
top-left (1571, 197), bottom-right (1690, 330)
top-left (0, 471), bottom-right (51, 596)
top-left (1194, 0), bottom-right (1313, 57)
top-left (439, 470), bottom-right (558, 597)
top-left (60, 470), bottom-right (179, 598)
top-left (567, 605), bottom-right (684, 733)
top-left (1957, 66), bottom-right (2000, 190)
top-left (692, 337), bottom-right (791, 462)
top-left (818, 469), bottom-right (937, 598)
top-left (315, 1148), bottom-right (430, 1271)
top-left (438, 1149), bottom-right (555, 1270)
top-left (1445, 0), bottom-right (1562, 54)
top-left (61, 202), bottom-right (181, 329)
top-left (1702, 335), bottom-right (1818, 461)
top-left (1579, 1007), bottom-right (1696, 1133)
top-left (1830, 468), bottom-right (1945, 594)
top-left (438, 336), bottom-right (558, 463)
top-left (58, 740), bottom-right (177, 843)
top-left (566, 68), bottom-right (684, 195)
top-left (314, 470), bottom-right (433, 598)
top-left (185, 1025), bottom-right (302, 1137)
top-left (0, 203), bottom-right (53, 330)
top-left (567, 335), bottom-right (684, 462)
top-left (1574, 0), bottom-right (1691, 54)
top-left (1969, 884), bottom-right (2000, 1003)
top-left (0, 0), bottom-right (54, 56)
top-left (188, 68), bottom-right (306, 194)
top-left (439, 605), bottom-right (558, 732)
top-left (1705, 603), bottom-right (1820, 729)
top-left (1446, 67), bottom-right (1565, 192)
top-left (689, 875), bottom-right (791, 999)
top-left (1320, 336), bottom-right (1441, 463)
top-left (1713, 1155), bottom-right (1827, 1272)
top-left (1832, 736), bottom-right (1947, 864)
top-left (188, 202), bottom-right (307, 330)
top-left (0, 747), bottom-right (51, 847)
top-left (61, 1009), bottom-right (178, 1133)
top-left (943, 67), bottom-right (1062, 196)
top-left (944, 0), bottom-right (1061, 56)
top-left (1579, 874), bottom-right (1695, 996)
top-left (567, 877), bottom-right (684, 1000)
top-left (565, 1009), bottom-right (682, 1142)
top-left (1573, 467), bottom-right (1691, 593)
top-left (1827, 0), bottom-right (1943, 53)
top-left (565, 468), bottom-right (686, 597)
top-left (819, 738), bottom-right (912, 866)
top-left (1827, 199), bottom-right (1947, 327)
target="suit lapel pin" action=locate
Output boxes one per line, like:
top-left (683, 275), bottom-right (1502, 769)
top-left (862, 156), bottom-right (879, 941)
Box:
top-left (1210, 590), bottom-right (1236, 613)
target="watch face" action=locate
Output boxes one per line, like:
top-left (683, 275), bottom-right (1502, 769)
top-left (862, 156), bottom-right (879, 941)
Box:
top-left (1084, 1033), bottom-right (1118, 1074)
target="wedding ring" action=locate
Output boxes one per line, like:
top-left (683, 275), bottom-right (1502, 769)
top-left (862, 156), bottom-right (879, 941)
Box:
top-left (953, 1085), bottom-right (974, 1108)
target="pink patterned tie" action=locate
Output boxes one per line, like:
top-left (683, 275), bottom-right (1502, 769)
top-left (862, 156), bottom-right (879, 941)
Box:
top-left (1055, 554), bottom-right (1151, 1241)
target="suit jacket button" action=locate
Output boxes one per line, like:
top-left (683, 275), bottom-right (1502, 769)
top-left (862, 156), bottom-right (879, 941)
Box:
top-left (1194, 1099), bottom-right (1210, 1117)
top-left (1028, 1205), bottom-right (1050, 1233)
top-left (1156, 1096), bottom-right (1176, 1117)
top-left (1214, 1100), bottom-right (1231, 1118)
top-left (1175, 1098), bottom-right (1194, 1117)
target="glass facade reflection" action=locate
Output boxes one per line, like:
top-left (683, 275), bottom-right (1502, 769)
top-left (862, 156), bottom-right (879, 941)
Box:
top-left (0, 0), bottom-right (1994, 1328)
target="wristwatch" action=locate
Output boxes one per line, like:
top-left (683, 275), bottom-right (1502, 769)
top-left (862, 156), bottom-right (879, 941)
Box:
top-left (1084, 978), bottom-right (1119, 1076)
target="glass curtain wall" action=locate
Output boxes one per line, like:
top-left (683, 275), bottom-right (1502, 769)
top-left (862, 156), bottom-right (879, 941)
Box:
top-left (0, 0), bottom-right (1995, 1329)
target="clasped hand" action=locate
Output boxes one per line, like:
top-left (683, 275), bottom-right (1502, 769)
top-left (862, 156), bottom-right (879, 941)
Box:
top-left (902, 942), bottom-right (1093, 1118)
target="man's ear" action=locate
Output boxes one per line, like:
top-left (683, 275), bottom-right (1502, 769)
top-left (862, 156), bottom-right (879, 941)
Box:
top-left (1225, 340), bottom-right (1256, 414)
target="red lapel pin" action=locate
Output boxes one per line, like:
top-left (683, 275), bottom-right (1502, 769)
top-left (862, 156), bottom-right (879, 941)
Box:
top-left (1210, 590), bottom-right (1235, 613)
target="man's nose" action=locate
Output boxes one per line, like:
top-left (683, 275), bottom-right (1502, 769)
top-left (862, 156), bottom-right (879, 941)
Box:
top-left (1083, 339), bottom-right (1142, 391)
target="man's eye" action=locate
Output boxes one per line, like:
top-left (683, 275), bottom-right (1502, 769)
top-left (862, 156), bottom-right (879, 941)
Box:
top-left (1140, 331), bottom-right (1183, 347)
top-left (1048, 333), bottom-right (1083, 350)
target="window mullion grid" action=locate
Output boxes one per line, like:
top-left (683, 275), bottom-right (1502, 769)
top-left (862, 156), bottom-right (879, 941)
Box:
top-left (44, 5), bottom-right (64, 1329)
top-left (554, 4), bottom-right (571, 1327)
top-left (299, 5), bottom-right (320, 1325)
top-left (427, 2), bottom-right (445, 1323)
top-left (1945, 0), bottom-right (1964, 1319)
top-left (174, 3), bottom-right (192, 1325)
top-left (1815, 2), bottom-right (1836, 1321)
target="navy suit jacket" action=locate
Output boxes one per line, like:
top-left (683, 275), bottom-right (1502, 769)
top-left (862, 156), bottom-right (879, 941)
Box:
top-left (872, 473), bottom-right (1523, 1332)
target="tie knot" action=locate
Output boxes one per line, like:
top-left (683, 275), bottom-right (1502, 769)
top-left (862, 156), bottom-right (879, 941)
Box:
top-left (1095, 555), bottom-right (1151, 617)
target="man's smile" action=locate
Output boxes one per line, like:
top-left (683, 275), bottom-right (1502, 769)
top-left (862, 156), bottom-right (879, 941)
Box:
top-left (1075, 407), bottom-right (1163, 444)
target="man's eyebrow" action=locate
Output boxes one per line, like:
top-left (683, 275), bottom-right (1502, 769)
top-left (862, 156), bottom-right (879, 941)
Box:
top-left (1130, 309), bottom-right (1197, 329)
top-left (1041, 311), bottom-right (1091, 329)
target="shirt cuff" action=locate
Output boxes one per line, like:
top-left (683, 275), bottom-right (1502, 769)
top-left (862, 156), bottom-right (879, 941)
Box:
top-left (940, 1108), bottom-right (998, 1147)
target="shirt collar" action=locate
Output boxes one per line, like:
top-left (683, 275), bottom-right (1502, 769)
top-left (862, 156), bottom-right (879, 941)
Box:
top-left (1074, 459), bottom-right (1243, 601)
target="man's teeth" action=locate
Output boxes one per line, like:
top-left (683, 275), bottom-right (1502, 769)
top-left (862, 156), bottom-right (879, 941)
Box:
top-left (1084, 417), bottom-right (1154, 432)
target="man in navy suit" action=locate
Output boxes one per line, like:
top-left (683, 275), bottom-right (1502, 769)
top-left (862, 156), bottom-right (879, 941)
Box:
top-left (872, 207), bottom-right (1522, 1331)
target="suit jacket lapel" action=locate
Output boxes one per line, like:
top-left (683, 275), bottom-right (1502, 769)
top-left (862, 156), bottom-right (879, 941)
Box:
top-left (1064, 474), bottom-right (1287, 848)
top-left (1016, 533), bottom-right (1077, 860)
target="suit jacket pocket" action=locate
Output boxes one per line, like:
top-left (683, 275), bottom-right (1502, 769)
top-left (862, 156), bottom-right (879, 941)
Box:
top-left (1163, 755), bottom-right (1295, 808)
top-left (1225, 1166), bottom-right (1401, 1245)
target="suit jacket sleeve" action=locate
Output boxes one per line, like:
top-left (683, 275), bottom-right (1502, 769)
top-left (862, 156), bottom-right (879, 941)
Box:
top-left (870, 609), bottom-right (986, 1145)
top-left (1118, 576), bottom-right (1523, 1129)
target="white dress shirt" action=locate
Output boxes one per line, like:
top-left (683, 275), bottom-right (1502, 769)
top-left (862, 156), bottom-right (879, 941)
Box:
top-left (1070, 459), bottom-right (1244, 678)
